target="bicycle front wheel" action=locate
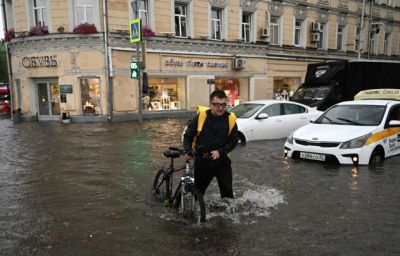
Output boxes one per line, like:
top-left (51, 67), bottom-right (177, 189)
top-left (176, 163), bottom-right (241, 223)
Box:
top-left (173, 185), bottom-right (206, 223)
top-left (152, 169), bottom-right (170, 203)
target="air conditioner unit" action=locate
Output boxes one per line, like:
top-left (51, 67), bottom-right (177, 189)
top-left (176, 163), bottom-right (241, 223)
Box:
top-left (312, 22), bottom-right (321, 32)
top-left (233, 58), bottom-right (245, 70)
top-left (260, 27), bottom-right (270, 37)
top-left (311, 32), bottom-right (320, 42)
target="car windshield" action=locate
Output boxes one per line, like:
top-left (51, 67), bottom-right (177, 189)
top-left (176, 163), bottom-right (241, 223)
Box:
top-left (291, 84), bottom-right (333, 101)
top-left (315, 104), bottom-right (386, 126)
top-left (229, 103), bottom-right (264, 118)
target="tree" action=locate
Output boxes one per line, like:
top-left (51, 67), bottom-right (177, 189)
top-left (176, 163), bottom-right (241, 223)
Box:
top-left (0, 44), bottom-right (8, 83)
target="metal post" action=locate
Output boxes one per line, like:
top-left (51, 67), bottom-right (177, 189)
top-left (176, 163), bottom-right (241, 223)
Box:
top-left (135, 0), bottom-right (143, 123)
top-left (136, 38), bottom-right (143, 123)
top-left (367, 0), bottom-right (374, 60)
top-left (102, 0), bottom-right (112, 121)
top-left (358, 0), bottom-right (366, 59)
top-left (1, 0), bottom-right (14, 117)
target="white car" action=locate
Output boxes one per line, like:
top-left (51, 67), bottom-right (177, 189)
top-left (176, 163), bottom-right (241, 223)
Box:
top-left (284, 91), bottom-right (400, 166)
top-left (229, 100), bottom-right (322, 143)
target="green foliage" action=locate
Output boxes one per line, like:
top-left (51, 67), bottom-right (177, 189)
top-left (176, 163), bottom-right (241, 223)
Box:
top-left (0, 44), bottom-right (8, 83)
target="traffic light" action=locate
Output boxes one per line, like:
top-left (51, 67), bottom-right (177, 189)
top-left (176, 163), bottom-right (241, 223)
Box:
top-left (130, 60), bottom-right (140, 79)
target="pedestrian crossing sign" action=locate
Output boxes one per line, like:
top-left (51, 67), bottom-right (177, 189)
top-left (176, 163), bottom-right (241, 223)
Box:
top-left (130, 19), bottom-right (141, 43)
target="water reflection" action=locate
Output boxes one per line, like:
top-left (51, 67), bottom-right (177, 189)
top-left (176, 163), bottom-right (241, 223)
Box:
top-left (0, 119), bottom-right (400, 255)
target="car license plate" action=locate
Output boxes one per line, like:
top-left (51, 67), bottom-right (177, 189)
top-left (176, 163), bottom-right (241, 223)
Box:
top-left (300, 152), bottom-right (326, 161)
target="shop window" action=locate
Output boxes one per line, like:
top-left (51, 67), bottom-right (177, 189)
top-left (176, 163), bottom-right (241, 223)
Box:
top-left (80, 78), bottom-right (101, 115)
top-left (142, 78), bottom-right (184, 111)
top-left (215, 79), bottom-right (241, 106)
top-left (273, 77), bottom-right (301, 100)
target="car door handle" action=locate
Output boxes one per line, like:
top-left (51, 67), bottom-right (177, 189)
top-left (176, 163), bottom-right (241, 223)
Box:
top-left (300, 117), bottom-right (307, 119)
top-left (275, 119), bottom-right (282, 122)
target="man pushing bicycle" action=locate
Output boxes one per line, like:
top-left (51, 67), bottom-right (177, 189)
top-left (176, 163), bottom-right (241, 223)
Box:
top-left (183, 90), bottom-right (239, 199)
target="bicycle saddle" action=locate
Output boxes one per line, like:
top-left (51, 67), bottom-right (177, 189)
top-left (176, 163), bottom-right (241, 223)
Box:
top-left (163, 150), bottom-right (181, 158)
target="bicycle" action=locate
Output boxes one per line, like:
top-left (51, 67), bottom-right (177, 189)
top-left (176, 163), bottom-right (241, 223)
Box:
top-left (152, 147), bottom-right (206, 223)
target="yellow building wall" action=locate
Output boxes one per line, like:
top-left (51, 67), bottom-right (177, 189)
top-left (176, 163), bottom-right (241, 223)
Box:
top-left (154, 0), bottom-right (173, 33)
top-left (51, 0), bottom-right (70, 32)
top-left (107, 0), bottom-right (129, 32)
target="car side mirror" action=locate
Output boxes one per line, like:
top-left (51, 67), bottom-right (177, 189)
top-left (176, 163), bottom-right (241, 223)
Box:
top-left (310, 117), bottom-right (317, 123)
top-left (389, 120), bottom-right (400, 126)
top-left (257, 113), bottom-right (269, 120)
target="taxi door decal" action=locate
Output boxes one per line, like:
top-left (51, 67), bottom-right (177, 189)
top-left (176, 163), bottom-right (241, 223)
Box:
top-left (365, 128), bottom-right (400, 146)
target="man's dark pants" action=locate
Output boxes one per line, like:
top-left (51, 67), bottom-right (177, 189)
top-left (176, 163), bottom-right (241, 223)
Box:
top-left (194, 156), bottom-right (234, 198)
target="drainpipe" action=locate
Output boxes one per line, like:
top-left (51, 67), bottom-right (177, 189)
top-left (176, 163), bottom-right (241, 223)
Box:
top-left (1, 0), bottom-right (14, 117)
top-left (102, 0), bottom-right (112, 121)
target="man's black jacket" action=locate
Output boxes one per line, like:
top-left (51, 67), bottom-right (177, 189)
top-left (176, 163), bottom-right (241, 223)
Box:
top-left (183, 109), bottom-right (238, 156)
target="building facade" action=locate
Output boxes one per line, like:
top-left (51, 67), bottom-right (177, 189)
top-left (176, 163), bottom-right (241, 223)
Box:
top-left (2, 0), bottom-right (400, 122)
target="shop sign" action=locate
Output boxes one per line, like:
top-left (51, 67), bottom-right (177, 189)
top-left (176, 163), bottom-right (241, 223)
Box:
top-left (22, 55), bottom-right (58, 68)
top-left (164, 59), bottom-right (229, 69)
top-left (60, 85), bottom-right (73, 94)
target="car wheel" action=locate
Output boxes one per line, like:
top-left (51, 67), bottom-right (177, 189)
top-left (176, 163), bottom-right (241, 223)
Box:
top-left (238, 133), bottom-right (246, 145)
top-left (369, 148), bottom-right (384, 166)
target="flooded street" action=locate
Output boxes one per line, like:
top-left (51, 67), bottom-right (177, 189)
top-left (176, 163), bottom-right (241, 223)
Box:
top-left (1, 117), bottom-right (399, 256)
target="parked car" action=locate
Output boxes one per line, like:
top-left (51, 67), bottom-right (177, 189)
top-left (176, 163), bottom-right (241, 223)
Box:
top-left (229, 100), bottom-right (322, 143)
top-left (284, 89), bottom-right (400, 166)
top-left (0, 84), bottom-right (10, 115)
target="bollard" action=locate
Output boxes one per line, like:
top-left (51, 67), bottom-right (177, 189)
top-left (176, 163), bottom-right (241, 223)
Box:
top-left (62, 112), bottom-right (71, 124)
top-left (12, 108), bottom-right (23, 122)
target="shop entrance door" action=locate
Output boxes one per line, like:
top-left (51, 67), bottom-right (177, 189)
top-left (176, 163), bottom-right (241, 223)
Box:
top-left (37, 81), bottom-right (60, 121)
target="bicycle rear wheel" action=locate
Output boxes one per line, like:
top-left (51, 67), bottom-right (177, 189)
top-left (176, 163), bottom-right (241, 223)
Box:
top-left (173, 185), bottom-right (206, 223)
top-left (152, 169), bottom-right (170, 203)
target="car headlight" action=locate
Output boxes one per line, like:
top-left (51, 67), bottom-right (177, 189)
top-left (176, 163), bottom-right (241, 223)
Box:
top-left (286, 133), bottom-right (294, 144)
top-left (340, 133), bottom-right (372, 149)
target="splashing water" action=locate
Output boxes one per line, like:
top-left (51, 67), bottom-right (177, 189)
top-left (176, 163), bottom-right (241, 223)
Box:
top-left (206, 180), bottom-right (286, 224)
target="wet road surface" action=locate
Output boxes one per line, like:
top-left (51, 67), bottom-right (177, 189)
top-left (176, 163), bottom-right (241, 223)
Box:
top-left (0, 117), bottom-right (399, 255)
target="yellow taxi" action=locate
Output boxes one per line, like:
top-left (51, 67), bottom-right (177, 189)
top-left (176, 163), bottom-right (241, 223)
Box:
top-left (284, 89), bottom-right (400, 166)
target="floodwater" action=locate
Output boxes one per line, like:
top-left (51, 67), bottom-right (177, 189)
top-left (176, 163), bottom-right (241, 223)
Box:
top-left (0, 117), bottom-right (399, 256)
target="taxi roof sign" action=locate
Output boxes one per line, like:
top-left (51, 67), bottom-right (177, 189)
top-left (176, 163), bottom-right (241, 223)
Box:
top-left (354, 89), bottom-right (400, 101)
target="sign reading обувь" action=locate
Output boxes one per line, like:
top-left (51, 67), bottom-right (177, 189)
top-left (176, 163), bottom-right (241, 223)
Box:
top-left (22, 55), bottom-right (58, 68)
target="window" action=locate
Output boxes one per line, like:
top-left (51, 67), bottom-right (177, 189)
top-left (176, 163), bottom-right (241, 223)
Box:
top-left (33, 0), bottom-right (48, 26)
top-left (81, 78), bottom-right (101, 115)
top-left (355, 26), bottom-right (361, 52)
top-left (283, 103), bottom-right (306, 115)
top-left (337, 25), bottom-right (345, 51)
top-left (242, 13), bottom-right (251, 42)
top-left (270, 16), bottom-right (280, 45)
top-left (5, 0), bottom-right (15, 28)
top-left (317, 23), bottom-right (327, 49)
top-left (384, 33), bottom-right (391, 55)
top-left (139, 0), bottom-right (149, 27)
top-left (369, 31), bottom-right (377, 55)
top-left (294, 19), bottom-right (303, 47)
top-left (211, 8), bottom-right (222, 40)
top-left (175, 3), bottom-right (187, 37)
top-left (131, 0), bottom-right (148, 26)
top-left (76, 0), bottom-right (95, 24)
top-left (261, 104), bottom-right (281, 117)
